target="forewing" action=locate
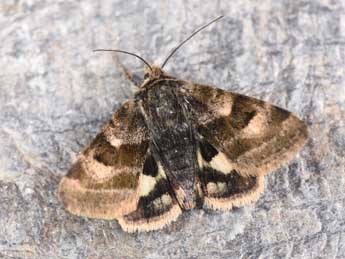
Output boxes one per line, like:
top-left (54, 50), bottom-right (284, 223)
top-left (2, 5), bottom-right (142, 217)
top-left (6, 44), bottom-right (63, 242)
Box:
top-left (182, 82), bottom-right (308, 177)
top-left (181, 82), bottom-right (308, 210)
top-left (58, 100), bottom-right (150, 219)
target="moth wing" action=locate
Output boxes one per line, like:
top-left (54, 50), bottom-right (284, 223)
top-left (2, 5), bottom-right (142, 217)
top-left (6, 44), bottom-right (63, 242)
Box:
top-left (118, 152), bottom-right (182, 232)
top-left (58, 100), bottom-right (150, 219)
top-left (182, 82), bottom-right (308, 177)
top-left (196, 137), bottom-right (264, 210)
top-left (181, 82), bottom-right (308, 209)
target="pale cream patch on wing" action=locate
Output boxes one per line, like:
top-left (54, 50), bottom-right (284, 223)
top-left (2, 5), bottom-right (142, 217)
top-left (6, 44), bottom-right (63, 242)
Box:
top-left (138, 161), bottom-right (167, 196)
top-left (217, 182), bottom-right (227, 193)
top-left (161, 194), bottom-right (172, 206)
top-left (207, 182), bottom-right (227, 195)
top-left (107, 136), bottom-right (123, 148)
top-left (240, 111), bottom-right (268, 137)
top-left (209, 152), bottom-right (234, 174)
top-left (138, 174), bottom-right (157, 196)
top-left (197, 149), bottom-right (204, 169)
top-left (152, 194), bottom-right (173, 209)
top-left (216, 102), bottom-right (232, 117)
top-left (197, 147), bottom-right (234, 174)
top-left (207, 182), bottom-right (218, 195)
top-left (216, 98), bottom-right (232, 117)
top-left (152, 197), bottom-right (162, 208)
top-left (157, 161), bottom-right (167, 179)
top-left (82, 153), bottom-right (140, 182)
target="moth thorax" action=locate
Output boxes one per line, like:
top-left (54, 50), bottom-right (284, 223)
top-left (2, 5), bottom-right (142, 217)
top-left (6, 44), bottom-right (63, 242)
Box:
top-left (145, 83), bottom-right (187, 130)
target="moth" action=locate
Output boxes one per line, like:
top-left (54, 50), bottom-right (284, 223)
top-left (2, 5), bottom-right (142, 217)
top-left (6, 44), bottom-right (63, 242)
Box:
top-left (58, 16), bottom-right (308, 232)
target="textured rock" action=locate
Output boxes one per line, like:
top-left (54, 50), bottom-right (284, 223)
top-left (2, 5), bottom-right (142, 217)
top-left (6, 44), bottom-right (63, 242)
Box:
top-left (1, 0), bottom-right (345, 258)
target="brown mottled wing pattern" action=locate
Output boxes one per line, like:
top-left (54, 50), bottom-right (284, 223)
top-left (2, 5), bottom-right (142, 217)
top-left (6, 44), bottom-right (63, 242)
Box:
top-left (58, 100), bottom-right (150, 219)
top-left (59, 100), bottom-right (182, 232)
top-left (181, 82), bottom-right (308, 210)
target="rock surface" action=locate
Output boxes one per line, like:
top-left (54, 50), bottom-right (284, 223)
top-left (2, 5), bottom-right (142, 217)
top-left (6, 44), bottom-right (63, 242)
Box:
top-left (1, 0), bottom-right (345, 258)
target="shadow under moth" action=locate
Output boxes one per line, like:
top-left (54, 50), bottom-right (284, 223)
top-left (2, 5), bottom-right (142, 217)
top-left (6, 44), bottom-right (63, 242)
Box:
top-left (58, 16), bottom-right (308, 232)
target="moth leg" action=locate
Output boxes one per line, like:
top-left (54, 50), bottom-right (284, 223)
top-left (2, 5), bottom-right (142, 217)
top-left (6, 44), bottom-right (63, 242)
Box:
top-left (197, 138), bottom-right (264, 210)
top-left (112, 54), bottom-right (142, 87)
top-left (117, 152), bottom-right (182, 232)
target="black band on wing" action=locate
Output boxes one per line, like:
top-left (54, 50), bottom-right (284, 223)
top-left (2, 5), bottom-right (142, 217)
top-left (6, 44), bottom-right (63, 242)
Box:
top-left (143, 154), bottom-right (159, 177)
top-left (123, 179), bottom-right (174, 221)
top-left (199, 167), bottom-right (257, 198)
top-left (199, 139), bottom-right (218, 162)
top-left (229, 95), bottom-right (257, 130)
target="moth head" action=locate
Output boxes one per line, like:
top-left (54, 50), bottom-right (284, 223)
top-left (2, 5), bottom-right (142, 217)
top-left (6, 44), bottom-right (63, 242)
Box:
top-left (143, 66), bottom-right (166, 81)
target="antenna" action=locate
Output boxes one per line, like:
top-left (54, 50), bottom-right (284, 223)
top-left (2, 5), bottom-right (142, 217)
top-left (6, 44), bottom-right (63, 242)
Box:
top-left (93, 49), bottom-right (152, 71)
top-left (161, 15), bottom-right (224, 68)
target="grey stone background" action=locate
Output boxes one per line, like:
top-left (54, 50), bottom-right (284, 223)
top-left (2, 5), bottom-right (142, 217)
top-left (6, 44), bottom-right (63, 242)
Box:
top-left (1, 0), bottom-right (344, 258)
